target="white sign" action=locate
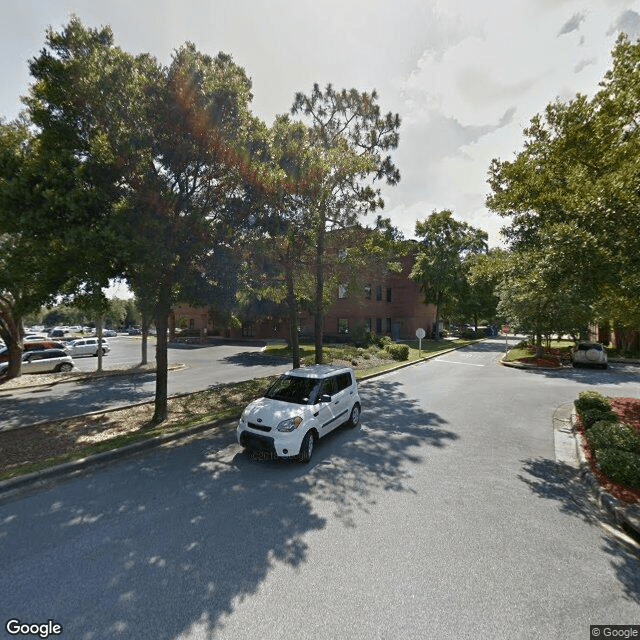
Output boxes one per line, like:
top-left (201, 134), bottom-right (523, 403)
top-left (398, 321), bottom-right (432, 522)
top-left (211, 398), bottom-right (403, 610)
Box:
top-left (415, 328), bottom-right (426, 339)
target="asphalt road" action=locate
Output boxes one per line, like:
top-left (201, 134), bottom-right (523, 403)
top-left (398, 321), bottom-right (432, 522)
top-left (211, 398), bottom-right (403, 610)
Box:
top-left (1, 339), bottom-right (639, 639)
top-left (0, 338), bottom-right (293, 430)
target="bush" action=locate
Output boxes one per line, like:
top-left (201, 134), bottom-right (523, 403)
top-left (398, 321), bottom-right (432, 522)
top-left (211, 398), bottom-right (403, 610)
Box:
top-left (579, 408), bottom-right (619, 429)
top-left (385, 343), bottom-right (410, 361)
top-left (595, 448), bottom-right (640, 487)
top-left (575, 390), bottom-right (611, 415)
top-left (587, 421), bottom-right (640, 454)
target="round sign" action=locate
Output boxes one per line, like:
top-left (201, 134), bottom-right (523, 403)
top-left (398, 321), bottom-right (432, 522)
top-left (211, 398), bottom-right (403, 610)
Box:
top-left (416, 328), bottom-right (426, 339)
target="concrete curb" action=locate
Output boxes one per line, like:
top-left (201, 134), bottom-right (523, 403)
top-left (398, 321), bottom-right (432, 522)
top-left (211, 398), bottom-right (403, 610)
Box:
top-left (0, 417), bottom-right (239, 495)
top-left (0, 342), bottom-right (471, 496)
top-left (570, 406), bottom-right (640, 538)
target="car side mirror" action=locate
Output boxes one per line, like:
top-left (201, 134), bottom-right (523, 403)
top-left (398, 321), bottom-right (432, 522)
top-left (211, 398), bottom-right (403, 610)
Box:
top-left (320, 394), bottom-right (332, 403)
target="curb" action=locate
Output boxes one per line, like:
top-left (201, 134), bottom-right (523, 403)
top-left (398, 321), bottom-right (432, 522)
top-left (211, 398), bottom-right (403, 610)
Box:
top-left (570, 406), bottom-right (640, 538)
top-left (0, 417), bottom-right (239, 496)
top-left (0, 342), bottom-right (473, 496)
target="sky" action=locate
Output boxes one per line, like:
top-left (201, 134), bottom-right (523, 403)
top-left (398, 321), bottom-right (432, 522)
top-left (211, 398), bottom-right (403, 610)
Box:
top-left (2, 0), bottom-right (640, 254)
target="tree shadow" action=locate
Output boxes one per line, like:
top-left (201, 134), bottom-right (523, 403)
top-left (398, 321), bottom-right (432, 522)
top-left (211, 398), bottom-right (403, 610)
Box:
top-left (519, 457), bottom-right (640, 601)
top-left (0, 373), bottom-right (158, 431)
top-left (514, 362), bottom-right (639, 386)
top-left (222, 351), bottom-right (291, 367)
top-left (0, 379), bottom-right (455, 639)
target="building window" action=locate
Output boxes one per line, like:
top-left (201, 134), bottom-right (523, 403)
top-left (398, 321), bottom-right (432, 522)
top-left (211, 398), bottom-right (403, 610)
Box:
top-left (189, 319), bottom-right (195, 330)
top-left (364, 284), bottom-right (372, 300)
top-left (338, 318), bottom-right (349, 334)
top-left (367, 318), bottom-right (372, 332)
top-left (386, 317), bottom-right (392, 333)
top-left (242, 322), bottom-right (254, 337)
top-left (376, 285), bottom-right (382, 301)
top-left (386, 287), bottom-right (392, 302)
top-left (376, 318), bottom-right (382, 333)
top-left (338, 283), bottom-right (348, 299)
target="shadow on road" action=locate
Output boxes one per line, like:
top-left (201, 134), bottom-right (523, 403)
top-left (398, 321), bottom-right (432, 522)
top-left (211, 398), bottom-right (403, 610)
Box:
top-left (0, 380), bottom-right (455, 639)
top-left (0, 373), bottom-right (157, 431)
top-left (519, 457), bottom-right (640, 602)
top-left (222, 351), bottom-right (292, 367)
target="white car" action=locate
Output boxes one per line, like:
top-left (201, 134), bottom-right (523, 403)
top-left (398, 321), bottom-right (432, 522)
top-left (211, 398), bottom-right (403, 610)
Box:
top-left (237, 364), bottom-right (361, 462)
top-left (572, 342), bottom-right (608, 369)
top-left (0, 349), bottom-right (75, 375)
top-left (65, 337), bottom-right (110, 357)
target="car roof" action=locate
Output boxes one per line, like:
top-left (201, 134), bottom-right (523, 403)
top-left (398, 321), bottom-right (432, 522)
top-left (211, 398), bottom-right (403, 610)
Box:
top-left (283, 364), bottom-right (354, 379)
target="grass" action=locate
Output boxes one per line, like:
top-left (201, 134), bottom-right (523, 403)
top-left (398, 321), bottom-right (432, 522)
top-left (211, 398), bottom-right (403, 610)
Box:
top-left (503, 339), bottom-right (575, 366)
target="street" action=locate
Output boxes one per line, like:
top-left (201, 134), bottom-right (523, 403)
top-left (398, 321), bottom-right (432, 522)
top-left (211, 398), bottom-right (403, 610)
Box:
top-left (0, 339), bottom-right (639, 639)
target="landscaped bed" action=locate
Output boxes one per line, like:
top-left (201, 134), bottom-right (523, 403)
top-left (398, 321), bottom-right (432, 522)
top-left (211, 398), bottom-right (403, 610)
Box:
top-left (574, 393), bottom-right (640, 504)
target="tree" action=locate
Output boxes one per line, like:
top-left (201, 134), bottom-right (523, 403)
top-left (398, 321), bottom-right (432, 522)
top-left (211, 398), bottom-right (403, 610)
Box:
top-left (116, 44), bottom-right (259, 423)
top-left (410, 210), bottom-right (488, 339)
top-left (487, 34), bottom-right (640, 336)
top-left (0, 120), bottom-right (79, 379)
top-left (291, 84), bottom-right (401, 363)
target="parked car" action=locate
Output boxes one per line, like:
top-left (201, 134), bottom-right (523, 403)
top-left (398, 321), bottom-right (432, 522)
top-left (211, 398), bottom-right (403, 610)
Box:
top-left (572, 342), bottom-right (608, 369)
top-left (237, 364), bottom-right (361, 462)
top-left (102, 329), bottom-right (118, 337)
top-left (0, 341), bottom-right (66, 363)
top-left (48, 328), bottom-right (71, 339)
top-left (65, 337), bottom-right (110, 357)
top-left (0, 349), bottom-right (75, 376)
top-left (127, 327), bottom-right (142, 335)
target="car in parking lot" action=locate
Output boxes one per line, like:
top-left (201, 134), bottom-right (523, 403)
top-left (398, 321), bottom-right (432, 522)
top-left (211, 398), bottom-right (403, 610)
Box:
top-left (0, 340), bottom-right (66, 363)
top-left (0, 349), bottom-right (75, 376)
top-left (65, 337), bottom-right (110, 357)
top-left (572, 342), bottom-right (608, 369)
top-left (237, 364), bottom-right (361, 462)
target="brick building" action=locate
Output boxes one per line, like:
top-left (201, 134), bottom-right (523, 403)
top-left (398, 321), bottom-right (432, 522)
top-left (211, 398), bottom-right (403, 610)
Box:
top-left (170, 249), bottom-right (436, 343)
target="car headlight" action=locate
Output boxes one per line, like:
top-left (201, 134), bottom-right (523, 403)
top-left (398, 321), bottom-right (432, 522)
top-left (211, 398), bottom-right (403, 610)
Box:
top-left (277, 416), bottom-right (303, 432)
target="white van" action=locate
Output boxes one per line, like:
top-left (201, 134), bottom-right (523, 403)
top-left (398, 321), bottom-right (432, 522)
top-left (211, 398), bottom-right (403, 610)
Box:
top-left (237, 365), bottom-right (361, 462)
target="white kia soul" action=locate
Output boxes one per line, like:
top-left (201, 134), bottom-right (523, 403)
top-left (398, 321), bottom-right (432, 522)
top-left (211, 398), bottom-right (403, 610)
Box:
top-left (237, 364), bottom-right (361, 462)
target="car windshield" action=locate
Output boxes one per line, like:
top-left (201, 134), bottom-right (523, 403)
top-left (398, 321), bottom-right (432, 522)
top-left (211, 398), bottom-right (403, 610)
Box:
top-left (264, 375), bottom-right (322, 405)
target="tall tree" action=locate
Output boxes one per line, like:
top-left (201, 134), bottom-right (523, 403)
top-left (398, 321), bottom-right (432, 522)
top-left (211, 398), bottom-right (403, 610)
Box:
top-left (291, 84), bottom-right (400, 363)
top-left (0, 120), bottom-right (78, 379)
top-left (487, 34), bottom-right (640, 336)
top-left (410, 210), bottom-right (487, 339)
top-left (118, 44), bottom-right (258, 423)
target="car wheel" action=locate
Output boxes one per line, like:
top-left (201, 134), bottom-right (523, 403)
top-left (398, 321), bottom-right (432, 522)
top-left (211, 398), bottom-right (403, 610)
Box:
top-left (347, 403), bottom-right (361, 428)
top-left (298, 431), bottom-right (315, 463)
top-left (57, 363), bottom-right (73, 372)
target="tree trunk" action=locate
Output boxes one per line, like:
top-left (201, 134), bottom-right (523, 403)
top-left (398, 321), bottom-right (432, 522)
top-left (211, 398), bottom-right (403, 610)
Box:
top-left (152, 291), bottom-right (170, 424)
top-left (1, 311), bottom-right (24, 381)
top-left (286, 266), bottom-right (301, 369)
top-left (314, 221), bottom-right (325, 364)
top-left (96, 316), bottom-right (104, 372)
top-left (141, 309), bottom-right (149, 365)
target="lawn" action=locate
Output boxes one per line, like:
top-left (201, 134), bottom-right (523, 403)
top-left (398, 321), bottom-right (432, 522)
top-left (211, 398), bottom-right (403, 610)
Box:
top-left (503, 340), bottom-right (575, 367)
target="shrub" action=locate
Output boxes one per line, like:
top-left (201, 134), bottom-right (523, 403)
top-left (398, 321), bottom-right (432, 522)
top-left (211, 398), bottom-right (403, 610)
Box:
top-left (385, 343), bottom-right (410, 361)
top-left (575, 390), bottom-right (611, 415)
top-left (579, 408), bottom-right (619, 429)
top-left (595, 448), bottom-right (640, 487)
top-left (587, 421), bottom-right (640, 454)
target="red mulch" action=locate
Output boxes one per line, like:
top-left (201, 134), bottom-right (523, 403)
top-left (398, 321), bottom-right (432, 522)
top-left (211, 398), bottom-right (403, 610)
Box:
top-left (576, 396), bottom-right (640, 504)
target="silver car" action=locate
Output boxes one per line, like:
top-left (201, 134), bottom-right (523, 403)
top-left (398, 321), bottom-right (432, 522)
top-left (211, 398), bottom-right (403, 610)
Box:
top-left (572, 342), bottom-right (608, 369)
top-left (0, 349), bottom-right (75, 375)
top-left (65, 337), bottom-right (110, 357)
